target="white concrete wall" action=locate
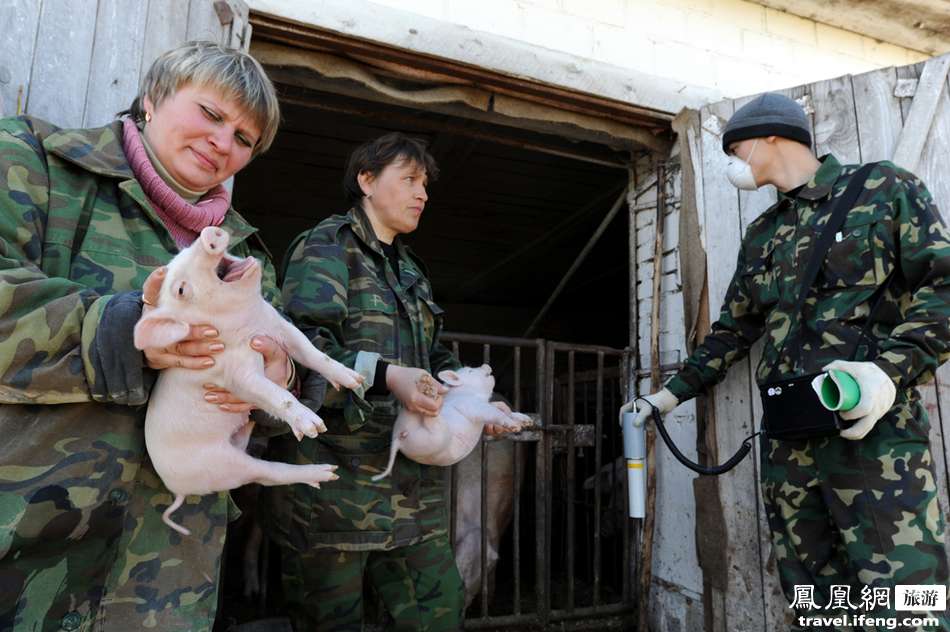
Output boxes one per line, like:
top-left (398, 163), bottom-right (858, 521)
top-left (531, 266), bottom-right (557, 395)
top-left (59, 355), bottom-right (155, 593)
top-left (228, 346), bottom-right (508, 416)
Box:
top-left (365, 0), bottom-right (928, 99)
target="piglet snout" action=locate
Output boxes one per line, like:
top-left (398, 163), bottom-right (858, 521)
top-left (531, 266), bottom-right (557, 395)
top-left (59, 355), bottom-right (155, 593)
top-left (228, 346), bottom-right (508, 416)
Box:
top-left (199, 226), bottom-right (230, 255)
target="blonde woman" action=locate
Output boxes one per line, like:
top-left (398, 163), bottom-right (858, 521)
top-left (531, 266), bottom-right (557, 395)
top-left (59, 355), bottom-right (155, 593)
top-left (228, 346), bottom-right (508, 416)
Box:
top-left (0, 41), bottom-right (285, 631)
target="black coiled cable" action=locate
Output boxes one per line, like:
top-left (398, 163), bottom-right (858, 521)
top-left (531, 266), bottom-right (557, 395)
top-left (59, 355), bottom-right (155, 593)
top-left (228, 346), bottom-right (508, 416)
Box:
top-left (636, 397), bottom-right (758, 476)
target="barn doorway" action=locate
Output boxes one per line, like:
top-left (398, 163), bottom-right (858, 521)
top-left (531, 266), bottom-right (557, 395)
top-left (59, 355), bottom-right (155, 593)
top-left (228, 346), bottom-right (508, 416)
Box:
top-left (216, 21), bottom-right (671, 629)
top-left (234, 84), bottom-right (632, 348)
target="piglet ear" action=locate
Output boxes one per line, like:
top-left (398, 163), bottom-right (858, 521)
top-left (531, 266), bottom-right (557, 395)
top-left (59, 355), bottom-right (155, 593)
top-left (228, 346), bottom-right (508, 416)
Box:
top-left (437, 370), bottom-right (462, 387)
top-left (133, 315), bottom-right (191, 350)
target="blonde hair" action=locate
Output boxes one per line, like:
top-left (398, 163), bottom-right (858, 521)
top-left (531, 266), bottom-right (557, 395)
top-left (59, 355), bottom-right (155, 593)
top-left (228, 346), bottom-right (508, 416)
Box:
top-left (125, 41), bottom-right (280, 155)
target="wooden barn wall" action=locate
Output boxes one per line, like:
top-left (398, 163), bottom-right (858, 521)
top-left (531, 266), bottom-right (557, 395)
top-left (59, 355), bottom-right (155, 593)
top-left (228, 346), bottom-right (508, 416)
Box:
top-left (0, 0), bottom-right (250, 125)
top-left (647, 55), bottom-right (950, 630)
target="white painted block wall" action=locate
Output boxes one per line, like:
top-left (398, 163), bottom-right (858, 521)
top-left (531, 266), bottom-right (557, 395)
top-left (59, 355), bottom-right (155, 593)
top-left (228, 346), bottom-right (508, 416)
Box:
top-left (365, 0), bottom-right (927, 98)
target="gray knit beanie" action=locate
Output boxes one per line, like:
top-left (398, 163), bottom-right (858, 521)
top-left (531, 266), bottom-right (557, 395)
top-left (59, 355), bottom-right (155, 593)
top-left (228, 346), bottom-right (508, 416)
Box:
top-left (721, 92), bottom-right (811, 153)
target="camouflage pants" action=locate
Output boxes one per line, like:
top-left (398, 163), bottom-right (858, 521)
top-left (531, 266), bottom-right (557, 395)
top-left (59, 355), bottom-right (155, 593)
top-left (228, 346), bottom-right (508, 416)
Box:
top-left (762, 399), bottom-right (950, 631)
top-left (0, 403), bottom-right (230, 632)
top-left (279, 535), bottom-right (464, 632)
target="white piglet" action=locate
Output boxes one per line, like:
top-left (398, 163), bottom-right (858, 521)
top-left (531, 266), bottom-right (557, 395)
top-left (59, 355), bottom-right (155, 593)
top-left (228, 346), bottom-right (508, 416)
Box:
top-left (372, 364), bottom-right (531, 481)
top-left (134, 226), bottom-right (363, 535)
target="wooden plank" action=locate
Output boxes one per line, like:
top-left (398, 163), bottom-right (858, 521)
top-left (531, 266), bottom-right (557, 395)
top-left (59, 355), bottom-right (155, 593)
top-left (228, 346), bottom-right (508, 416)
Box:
top-left (83, 0), bottom-right (149, 127)
top-left (896, 63), bottom-right (920, 124)
top-left (851, 67), bottom-right (904, 164)
top-left (915, 70), bottom-right (950, 217)
top-left (647, 174), bottom-right (705, 604)
top-left (698, 98), bottom-right (768, 632)
top-left (935, 364), bottom-right (950, 553)
top-left (186, 0), bottom-right (227, 44)
top-left (140, 0), bottom-right (190, 78)
top-left (919, 377), bottom-right (950, 555)
top-left (916, 74), bottom-right (950, 556)
top-left (892, 54), bottom-right (950, 173)
top-left (810, 74), bottom-right (861, 164)
top-left (0, 0), bottom-right (42, 118)
top-left (229, 8), bottom-right (247, 51)
top-left (26, 0), bottom-right (98, 127)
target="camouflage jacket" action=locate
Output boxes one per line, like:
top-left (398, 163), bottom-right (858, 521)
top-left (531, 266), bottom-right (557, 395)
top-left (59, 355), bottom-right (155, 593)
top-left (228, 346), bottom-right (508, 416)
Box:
top-left (0, 116), bottom-right (279, 632)
top-left (667, 155), bottom-right (950, 405)
top-left (266, 206), bottom-right (460, 552)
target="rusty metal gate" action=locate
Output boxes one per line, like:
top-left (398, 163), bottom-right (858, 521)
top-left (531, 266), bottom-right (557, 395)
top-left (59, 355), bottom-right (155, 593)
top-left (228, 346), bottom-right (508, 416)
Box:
top-left (443, 332), bottom-right (639, 630)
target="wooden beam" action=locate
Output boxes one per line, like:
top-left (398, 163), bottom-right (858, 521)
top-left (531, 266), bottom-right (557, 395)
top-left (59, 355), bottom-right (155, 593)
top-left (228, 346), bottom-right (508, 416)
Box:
top-left (276, 90), bottom-right (632, 169)
top-left (892, 54), bottom-right (950, 172)
top-left (748, 0), bottom-right (949, 57)
top-left (249, 11), bottom-right (674, 130)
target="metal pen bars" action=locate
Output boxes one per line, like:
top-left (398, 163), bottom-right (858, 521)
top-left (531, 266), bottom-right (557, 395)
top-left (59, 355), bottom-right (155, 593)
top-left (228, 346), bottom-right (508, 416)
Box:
top-left (443, 332), bottom-right (638, 630)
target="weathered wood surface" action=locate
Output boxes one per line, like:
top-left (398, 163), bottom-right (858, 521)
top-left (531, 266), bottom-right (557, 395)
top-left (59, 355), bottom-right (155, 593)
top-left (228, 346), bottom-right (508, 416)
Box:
top-left (28, 0), bottom-right (98, 127)
top-left (675, 55), bottom-right (950, 630)
top-left (0, 0), bottom-right (42, 118)
top-left (0, 0), bottom-right (246, 127)
top-left (892, 54), bottom-right (950, 173)
top-left (83, 0), bottom-right (150, 127)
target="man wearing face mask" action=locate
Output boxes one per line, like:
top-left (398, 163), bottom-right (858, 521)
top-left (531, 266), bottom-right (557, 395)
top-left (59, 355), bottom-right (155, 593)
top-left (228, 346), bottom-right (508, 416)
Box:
top-left (624, 93), bottom-right (950, 625)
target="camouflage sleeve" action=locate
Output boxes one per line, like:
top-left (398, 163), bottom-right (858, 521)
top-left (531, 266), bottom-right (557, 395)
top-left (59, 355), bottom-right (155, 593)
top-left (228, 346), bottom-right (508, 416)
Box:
top-left (872, 169), bottom-right (950, 389)
top-left (281, 228), bottom-right (377, 418)
top-left (282, 229), bottom-right (357, 365)
top-left (0, 123), bottom-right (107, 404)
top-left (430, 339), bottom-right (461, 375)
top-left (665, 246), bottom-right (766, 402)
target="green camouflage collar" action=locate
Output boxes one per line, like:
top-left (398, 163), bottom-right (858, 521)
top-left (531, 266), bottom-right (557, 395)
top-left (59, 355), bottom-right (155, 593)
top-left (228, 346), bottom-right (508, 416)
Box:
top-left (43, 120), bottom-right (134, 179)
top-left (345, 206), bottom-right (425, 282)
top-left (785, 154), bottom-right (842, 201)
top-left (347, 206), bottom-right (388, 257)
top-left (218, 207), bottom-right (259, 245)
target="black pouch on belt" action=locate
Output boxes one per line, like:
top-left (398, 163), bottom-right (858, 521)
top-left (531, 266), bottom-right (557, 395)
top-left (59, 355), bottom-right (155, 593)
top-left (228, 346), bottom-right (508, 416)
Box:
top-left (758, 163), bottom-right (892, 441)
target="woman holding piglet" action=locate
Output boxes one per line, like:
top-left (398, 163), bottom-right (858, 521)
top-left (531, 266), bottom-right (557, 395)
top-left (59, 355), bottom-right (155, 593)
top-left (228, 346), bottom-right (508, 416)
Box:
top-left (0, 41), bottom-right (290, 631)
top-left (267, 132), bottom-right (484, 631)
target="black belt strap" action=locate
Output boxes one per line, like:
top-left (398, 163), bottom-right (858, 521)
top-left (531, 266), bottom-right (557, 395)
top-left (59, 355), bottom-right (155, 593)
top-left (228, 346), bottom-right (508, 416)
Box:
top-left (766, 162), bottom-right (878, 380)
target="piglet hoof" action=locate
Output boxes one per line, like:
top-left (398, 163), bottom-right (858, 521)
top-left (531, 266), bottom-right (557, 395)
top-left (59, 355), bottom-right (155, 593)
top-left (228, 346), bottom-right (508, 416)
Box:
top-left (304, 463), bottom-right (339, 488)
top-left (289, 411), bottom-right (325, 441)
top-left (326, 363), bottom-right (364, 391)
top-left (513, 413), bottom-right (533, 426)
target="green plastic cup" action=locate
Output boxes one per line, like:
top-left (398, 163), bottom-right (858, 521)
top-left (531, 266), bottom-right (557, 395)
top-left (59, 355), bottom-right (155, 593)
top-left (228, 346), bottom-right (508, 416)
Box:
top-left (818, 369), bottom-right (861, 412)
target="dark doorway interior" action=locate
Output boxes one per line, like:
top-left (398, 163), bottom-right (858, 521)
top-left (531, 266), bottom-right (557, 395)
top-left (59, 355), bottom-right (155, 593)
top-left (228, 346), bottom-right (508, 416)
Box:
top-left (233, 82), bottom-right (632, 349)
top-left (217, 78), bottom-right (638, 630)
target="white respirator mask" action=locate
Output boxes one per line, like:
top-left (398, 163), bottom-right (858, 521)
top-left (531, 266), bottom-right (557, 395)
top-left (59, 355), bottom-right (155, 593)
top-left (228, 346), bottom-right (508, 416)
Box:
top-left (725, 139), bottom-right (760, 191)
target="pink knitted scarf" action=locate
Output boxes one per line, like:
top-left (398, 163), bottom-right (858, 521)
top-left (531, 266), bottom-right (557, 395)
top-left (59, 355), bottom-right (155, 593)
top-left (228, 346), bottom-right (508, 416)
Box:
top-left (121, 117), bottom-right (230, 248)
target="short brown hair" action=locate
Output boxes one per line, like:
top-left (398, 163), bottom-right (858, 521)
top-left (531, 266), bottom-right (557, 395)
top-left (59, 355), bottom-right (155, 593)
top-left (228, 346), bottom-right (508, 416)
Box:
top-left (122, 41), bottom-right (280, 156)
top-left (343, 132), bottom-right (439, 206)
